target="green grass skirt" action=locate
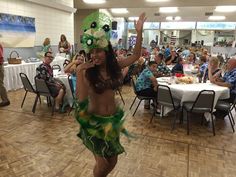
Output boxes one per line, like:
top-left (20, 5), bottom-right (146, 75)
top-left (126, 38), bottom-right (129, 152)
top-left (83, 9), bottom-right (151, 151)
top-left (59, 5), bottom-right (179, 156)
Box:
top-left (75, 99), bottom-right (129, 157)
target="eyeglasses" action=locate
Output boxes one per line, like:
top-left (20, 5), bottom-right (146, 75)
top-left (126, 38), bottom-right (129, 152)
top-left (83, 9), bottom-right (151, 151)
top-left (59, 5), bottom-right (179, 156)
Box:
top-left (46, 56), bottom-right (54, 59)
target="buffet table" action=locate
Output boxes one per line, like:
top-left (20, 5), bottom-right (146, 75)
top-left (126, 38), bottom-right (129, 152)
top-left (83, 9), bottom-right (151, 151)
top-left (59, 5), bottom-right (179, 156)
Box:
top-left (4, 56), bottom-right (66, 91)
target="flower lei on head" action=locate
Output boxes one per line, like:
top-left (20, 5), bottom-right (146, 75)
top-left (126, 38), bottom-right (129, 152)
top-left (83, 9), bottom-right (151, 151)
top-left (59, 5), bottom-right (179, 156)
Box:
top-left (82, 12), bottom-right (112, 53)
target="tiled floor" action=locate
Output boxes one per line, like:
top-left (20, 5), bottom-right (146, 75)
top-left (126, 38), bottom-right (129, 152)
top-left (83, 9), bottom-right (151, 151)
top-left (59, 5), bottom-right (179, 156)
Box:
top-left (0, 85), bottom-right (235, 177)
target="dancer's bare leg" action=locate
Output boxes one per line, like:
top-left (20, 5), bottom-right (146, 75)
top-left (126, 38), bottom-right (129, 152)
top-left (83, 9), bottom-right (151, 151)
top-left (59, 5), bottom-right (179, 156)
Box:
top-left (93, 155), bottom-right (118, 177)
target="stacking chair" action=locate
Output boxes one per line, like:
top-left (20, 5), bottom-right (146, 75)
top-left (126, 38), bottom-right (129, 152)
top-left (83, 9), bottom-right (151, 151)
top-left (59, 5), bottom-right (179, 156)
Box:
top-left (116, 88), bottom-right (125, 105)
top-left (151, 85), bottom-right (181, 130)
top-left (129, 77), bottom-right (156, 117)
top-left (52, 64), bottom-right (61, 72)
top-left (67, 75), bottom-right (77, 115)
top-left (182, 90), bottom-right (216, 135)
top-left (33, 77), bottom-right (55, 116)
top-left (214, 97), bottom-right (236, 132)
top-left (19, 73), bottom-right (40, 108)
top-left (63, 59), bottom-right (70, 68)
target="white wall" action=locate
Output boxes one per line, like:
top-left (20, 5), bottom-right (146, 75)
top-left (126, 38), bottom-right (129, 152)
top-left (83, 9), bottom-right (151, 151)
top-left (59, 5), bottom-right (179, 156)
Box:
top-left (194, 30), bottom-right (214, 46)
top-left (74, 9), bottom-right (97, 50)
top-left (0, 0), bottom-right (74, 46)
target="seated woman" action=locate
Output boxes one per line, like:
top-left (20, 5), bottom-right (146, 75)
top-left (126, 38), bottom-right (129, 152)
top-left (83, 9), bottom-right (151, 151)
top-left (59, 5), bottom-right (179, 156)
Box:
top-left (171, 58), bottom-right (184, 75)
top-left (42, 38), bottom-right (52, 53)
top-left (165, 49), bottom-right (179, 65)
top-left (186, 52), bottom-right (196, 64)
top-left (135, 61), bottom-right (158, 109)
top-left (37, 38), bottom-right (52, 59)
top-left (203, 56), bottom-right (221, 83)
top-left (64, 54), bottom-right (85, 92)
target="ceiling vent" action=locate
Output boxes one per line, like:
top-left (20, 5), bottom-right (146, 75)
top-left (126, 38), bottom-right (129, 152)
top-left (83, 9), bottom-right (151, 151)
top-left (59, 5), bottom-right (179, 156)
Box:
top-left (154, 12), bottom-right (160, 16)
top-left (205, 12), bottom-right (213, 16)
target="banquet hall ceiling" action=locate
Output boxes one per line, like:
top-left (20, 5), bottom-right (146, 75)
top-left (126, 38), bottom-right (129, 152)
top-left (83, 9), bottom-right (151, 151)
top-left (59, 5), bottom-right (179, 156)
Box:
top-left (75, 0), bottom-right (236, 21)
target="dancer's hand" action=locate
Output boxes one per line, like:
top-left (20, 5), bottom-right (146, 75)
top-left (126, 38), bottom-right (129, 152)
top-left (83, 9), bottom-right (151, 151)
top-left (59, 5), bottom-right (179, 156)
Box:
top-left (76, 61), bottom-right (94, 72)
top-left (134, 12), bottom-right (147, 33)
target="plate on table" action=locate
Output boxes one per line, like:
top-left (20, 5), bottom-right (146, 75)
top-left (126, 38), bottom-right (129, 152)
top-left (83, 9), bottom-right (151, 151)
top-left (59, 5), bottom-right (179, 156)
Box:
top-left (175, 76), bottom-right (194, 84)
top-left (157, 77), bottom-right (170, 83)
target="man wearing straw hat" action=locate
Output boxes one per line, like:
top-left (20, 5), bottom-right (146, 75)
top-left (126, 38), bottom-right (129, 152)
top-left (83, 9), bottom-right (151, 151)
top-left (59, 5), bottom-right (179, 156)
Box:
top-left (0, 42), bottom-right (10, 107)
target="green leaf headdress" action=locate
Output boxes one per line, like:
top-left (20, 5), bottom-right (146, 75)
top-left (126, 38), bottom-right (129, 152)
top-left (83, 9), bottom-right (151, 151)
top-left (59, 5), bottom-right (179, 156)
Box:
top-left (82, 12), bottom-right (112, 53)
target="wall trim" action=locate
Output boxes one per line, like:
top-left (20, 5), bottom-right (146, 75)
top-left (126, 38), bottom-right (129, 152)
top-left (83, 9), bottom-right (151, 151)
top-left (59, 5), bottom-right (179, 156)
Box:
top-left (24, 0), bottom-right (77, 13)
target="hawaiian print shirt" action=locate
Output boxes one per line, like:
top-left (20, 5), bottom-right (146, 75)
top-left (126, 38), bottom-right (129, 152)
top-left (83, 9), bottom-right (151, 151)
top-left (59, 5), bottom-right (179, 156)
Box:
top-left (200, 62), bottom-right (208, 75)
top-left (36, 62), bottom-right (54, 83)
top-left (157, 62), bottom-right (171, 75)
top-left (135, 67), bottom-right (154, 92)
top-left (223, 68), bottom-right (236, 94)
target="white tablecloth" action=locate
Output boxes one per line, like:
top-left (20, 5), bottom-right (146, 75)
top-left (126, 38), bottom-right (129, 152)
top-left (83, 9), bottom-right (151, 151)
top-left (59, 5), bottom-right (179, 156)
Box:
top-left (4, 56), bottom-right (66, 91)
top-left (157, 77), bottom-right (229, 104)
top-left (156, 77), bottom-right (230, 117)
top-left (55, 74), bottom-right (73, 107)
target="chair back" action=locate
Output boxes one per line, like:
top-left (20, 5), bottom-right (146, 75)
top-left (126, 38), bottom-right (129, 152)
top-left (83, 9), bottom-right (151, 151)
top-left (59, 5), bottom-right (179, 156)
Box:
top-left (131, 76), bottom-right (138, 95)
top-left (191, 90), bottom-right (215, 112)
top-left (63, 59), bottom-right (70, 68)
top-left (157, 85), bottom-right (175, 109)
top-left (68, 75), bottom-right (75, 99)
top-left (35, 77), bottom-right (51, 97)
top-left (19, 73), bottom-right (35, 92)
top-left (52, 64), bottom-right (61, 71)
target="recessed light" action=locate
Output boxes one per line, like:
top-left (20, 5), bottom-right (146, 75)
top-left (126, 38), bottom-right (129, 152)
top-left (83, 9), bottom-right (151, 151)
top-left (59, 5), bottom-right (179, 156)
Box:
top-left (208, 16), bottom-right (226, 20)
top-left (175, 16), bottom-right (181, 21)
top-left (166, 16), bottom-right (173, 20)
top-left (83, 0), bottom-right (106, 4)
top-left (128, 17), bottom-right (139, 21)
top-left (111, 8), bottom-right (129, 14)
top-left (159, 7), bottom-right (178, 13)
top-left (146, 0), bottom-right (170, 2)
top-left (215, 6), bottom-right (236, 12)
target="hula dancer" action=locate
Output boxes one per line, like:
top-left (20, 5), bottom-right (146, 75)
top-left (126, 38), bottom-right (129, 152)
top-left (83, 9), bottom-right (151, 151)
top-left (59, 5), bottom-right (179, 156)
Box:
top-left (75, 12), bottom-right (146, 177)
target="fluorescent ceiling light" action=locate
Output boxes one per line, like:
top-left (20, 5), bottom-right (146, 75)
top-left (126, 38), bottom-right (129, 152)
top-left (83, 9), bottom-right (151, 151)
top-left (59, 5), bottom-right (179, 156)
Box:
top-left (159, 7), bottom-right (178, 13)
top-left (166, 16), bottom-right (181, 21)
top-left (166, 16), bottom-right (173, 20)
top-left (215, 6), bottom-right (236, 12)
top-left (83, 0), bottom-right (106, 4)
top-left (175, 16), bottom-right (181, 21)
top-left (208, 16), bottom-right (226, 20)
top-left (111, 8), bottom-right (128, 14)
top-left (128, 17), bottom-right (139, 21)
top-left (146, 0), bottom-right (170, 2)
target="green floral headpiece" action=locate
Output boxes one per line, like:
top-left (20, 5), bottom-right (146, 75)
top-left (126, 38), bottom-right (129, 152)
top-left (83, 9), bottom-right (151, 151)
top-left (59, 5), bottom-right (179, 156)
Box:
top-left (82, 12), bottom-right (112, 53)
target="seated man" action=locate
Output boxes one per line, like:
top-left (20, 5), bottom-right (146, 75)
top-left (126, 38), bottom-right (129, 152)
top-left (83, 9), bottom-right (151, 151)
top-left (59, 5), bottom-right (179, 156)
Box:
top-left (154, 53), bottom-right (171, 77)
top-left (36, 52), bottom-right (65, 111)
top-left (135, 61), bottom-right (158, 109)
top-left (211, 57), bottom-right (236, 118)
top-left (198, 56), bottom-right (208, 83)
top-left (211, 57), bottom-right (236, 103)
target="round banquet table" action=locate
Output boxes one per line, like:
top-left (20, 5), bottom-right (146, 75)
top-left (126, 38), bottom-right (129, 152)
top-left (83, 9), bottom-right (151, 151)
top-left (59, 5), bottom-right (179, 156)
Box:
top-left (157, 77), bottom-right (229, 106)
top-left (156, 77), bottom-right (230, 118)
